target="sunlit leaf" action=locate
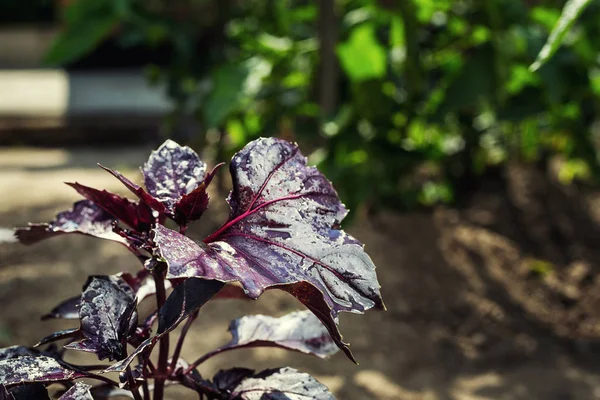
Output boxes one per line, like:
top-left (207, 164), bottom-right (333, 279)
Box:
top-left (154, 138), bottom-right (384, 361)
top-left (337, 23), bottom-right (386, 82)
top-left (530, 0), bottom-right (592, 71)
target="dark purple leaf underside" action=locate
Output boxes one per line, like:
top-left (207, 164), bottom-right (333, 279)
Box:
top-left (213, 368), bottom-right (253, 393)
top-left (226, 367), bottom-right (335, 400)
top-left (103, 337), bottom-right (155, 373)
top-left (5, 383), bottom-right (49, 400)
top-left (65, 276), bottom-right (136, 361)
top-left (142, 139), bottom-right (207, 211)
top-left (0, 385), bottom-right (12, 400)
top-left (225, 311), bottom-right (338, 358)
top-left (158, 278), bottom-right (225, 334)
top-left (42, 296), bottom-right (80, 320)
top-left (153, 137), bottom-right (383, 361)
top-left (67, 182), bottom-right (153, 232)
top-left (0, 356), bottom-right (83, 387)
top-left (35, 328), bottom-right (80, 348)
top-left (173, 163), bottom-right (224, 225)
top-left (14, 200), bottom-right (126, 246)
top-left (99, 164), bottom-right (166, 214)
top-left (58, 382), bottom-right (93, 400)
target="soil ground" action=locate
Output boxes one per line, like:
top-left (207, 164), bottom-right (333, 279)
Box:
top-left (4, 145), bottom-right (600, 399)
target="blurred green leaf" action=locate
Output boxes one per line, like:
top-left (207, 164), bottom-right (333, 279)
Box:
top-left (337, 23), bottom-right (387, 82)
top-left (530, 0), bottom-right (592, 71)
top-left (204, 63), bottom-right (251, 129)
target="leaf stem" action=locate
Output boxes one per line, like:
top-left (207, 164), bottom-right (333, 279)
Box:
top-left (183, 347), bottom-right (228, 375)
top-left (170, 311), bottom-right (198, 372)
top-left (153, 266), bottom-right (170, 400)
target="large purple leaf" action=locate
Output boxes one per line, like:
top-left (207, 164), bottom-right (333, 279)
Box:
top-left (65, 276), bottom-right (137, 361)
top-left (0, 356), bottom-right (84, 387)
top-left (66, 182), bottom-right (154, 232)
top-left (220, 367), bottom-right (335, 400)
top-left (221, 311), bottom-right (338, 358)
top-left (14, 200), bottom-right (126, 246)
top-left (142, 139), bottom-right (207, 211)
top-left (58, 382), bottom-right (93, 400)
top-left (153, 137), bottom-right (384, 360)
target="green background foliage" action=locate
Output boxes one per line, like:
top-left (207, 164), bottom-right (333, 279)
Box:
top-left (33, 0), bottom-right (600, 212)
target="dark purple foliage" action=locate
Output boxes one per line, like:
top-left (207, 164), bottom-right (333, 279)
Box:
top-left (217, 367), bottom-right (334, 399)
top-left (65, 276), bottom-right (137, 361)
top-left (0, 385), bottom-right (11, 400)
top-left (67, 182), bottom-right (154, 232)
top-left (158, 278), bottom-right (224, 334)
top-left (153, 137), bottom-right (383, 359)
top-left (142, 139), bottom-right (207, 210)
top-left (0, 356), bottom-right (84, 387)
top-left (42, 296), bottom-right (80, 320)
top-left (14, 200), bottom-right (126, 246)
top-left (9, 138), bottom-right (385, 400)
top-left (104, 337), bottom-right (155, 373)
top-left (35, 328), bottom-right (80, 348)
top-left (3, 383), bottom-right (49, 400)
top-left (58, 382), bottom-right (93, 400)
top-left (223, 311), bottom-right (338, 358)
top-left (99, 140), bottom-right (220, 225)
top-left (212, 368), bottom-right (254, 392)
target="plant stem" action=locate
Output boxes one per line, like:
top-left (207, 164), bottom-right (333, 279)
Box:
top-left (126, 366), bottom-right (144, 400)
top-left (170, 311), bottom-right (198, 372)
top-left (153, 267), bottom-right (170, 400)
top-left (183, 347), bottom-right (227, 375)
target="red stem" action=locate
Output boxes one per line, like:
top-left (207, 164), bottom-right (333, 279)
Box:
top-left (182, 346), bottom-right (228, 375)
top-left (126, 366), bottom-right (143, 400)
top-left (169, 311), bottom-right (198, 372)
top-left (203, 193), bottom-right (309, 243)
top-left (153, 267), bottom-right (170, 400)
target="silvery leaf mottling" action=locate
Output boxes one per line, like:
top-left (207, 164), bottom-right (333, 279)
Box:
top-left (58, 382), bottom-right (93, 400)
top-left (142, 139), bottom-right (207, 211)
top-left (0, 356), bottom-right (83, 387)
top-left (65, 276), bottom-right (137, 361)
top-left (14, 200), bottom-right (126, 246)
top-left (224, 311), bottom-right (338, 358)
top-left (226, 367), bottom-right (335, 400)
top-left (154, 137), bottom-right (384, 360)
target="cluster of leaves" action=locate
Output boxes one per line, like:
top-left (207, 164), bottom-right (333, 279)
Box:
top-left (38, 0), bottom-right (600, 211)
top-left (2, 138), bottom-right (383, 399)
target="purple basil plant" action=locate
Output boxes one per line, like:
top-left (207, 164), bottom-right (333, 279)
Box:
top-left (3, 138), bottom-right (384, 399)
